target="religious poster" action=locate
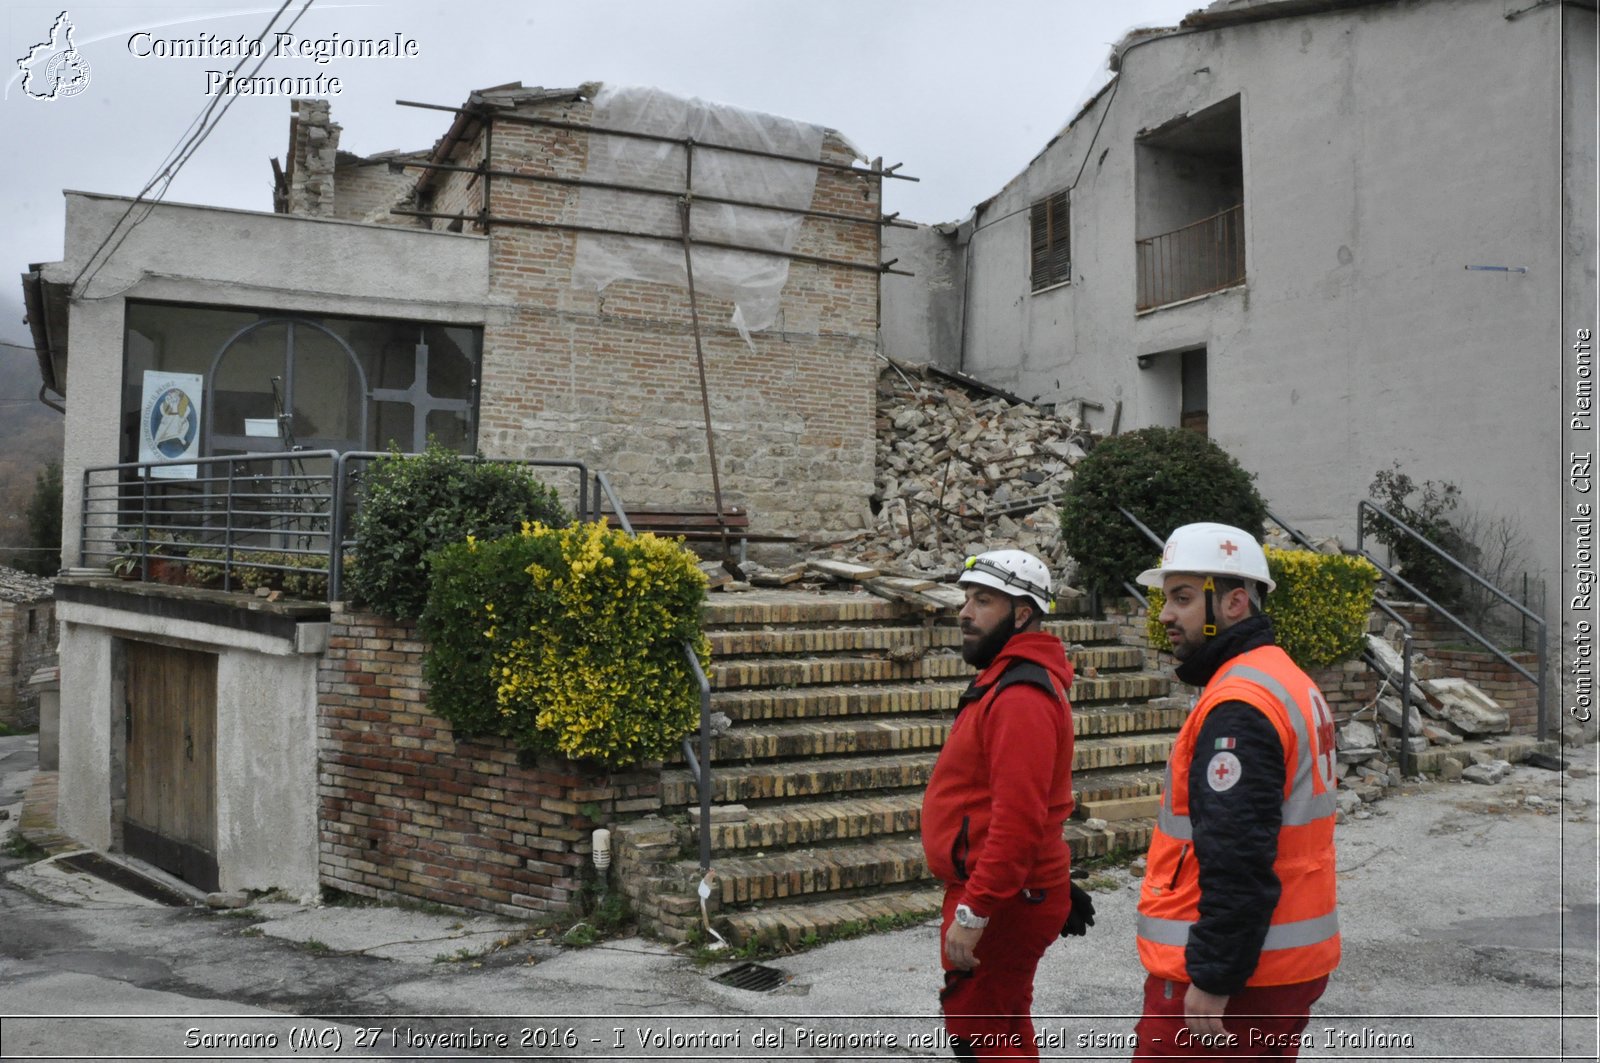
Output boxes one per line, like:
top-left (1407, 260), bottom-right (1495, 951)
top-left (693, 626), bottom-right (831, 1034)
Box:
top-left (138, 371), bottom-right (202, 478)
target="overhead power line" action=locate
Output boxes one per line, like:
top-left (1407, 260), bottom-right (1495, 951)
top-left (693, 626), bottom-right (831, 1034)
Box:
top-left (70, 0), bottom-right (316, 298)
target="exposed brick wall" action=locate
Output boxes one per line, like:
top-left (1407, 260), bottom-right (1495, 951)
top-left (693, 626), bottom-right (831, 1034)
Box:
top-left (317, 609), bottom-right (663, 918)
top-left (1428, 648), bottom-right (1541, 734)
top-left (463, 96), bottom-right (878, 539)
top-left (1389, 603), bottom-right (1542, 734)
top-left (332, 156), bottom-right (423, 224)
top-left (0, 600), bottom-right (54, 730)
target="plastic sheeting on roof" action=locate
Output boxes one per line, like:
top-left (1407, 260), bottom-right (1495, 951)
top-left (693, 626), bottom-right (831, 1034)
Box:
top-left (571, 84), bottom-right (840, 339)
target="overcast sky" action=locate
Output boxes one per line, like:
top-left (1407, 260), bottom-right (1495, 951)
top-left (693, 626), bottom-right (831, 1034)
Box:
top-left (0, 0), bottom-right (1203, 355)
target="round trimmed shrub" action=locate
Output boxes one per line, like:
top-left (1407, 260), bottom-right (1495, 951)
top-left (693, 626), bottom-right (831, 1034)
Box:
top-left (1059, 427), bottom-right (1267, 594)
top-left (348, 443), bottom-right (568, 618)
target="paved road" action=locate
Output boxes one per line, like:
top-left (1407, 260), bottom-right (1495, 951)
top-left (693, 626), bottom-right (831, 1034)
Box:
top-left (0, 732), bottom-right (1596, 1062)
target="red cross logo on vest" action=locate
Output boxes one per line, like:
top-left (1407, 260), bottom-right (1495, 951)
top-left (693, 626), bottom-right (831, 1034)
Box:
top-left (1220, 540), bottom-right (1238, 556)
top-left (1206, 750), bottom-right (1242, 791)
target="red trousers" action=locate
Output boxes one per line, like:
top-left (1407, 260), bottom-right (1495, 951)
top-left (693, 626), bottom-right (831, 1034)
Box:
top-left (1131, 973), bottom-right (1329, 1060)
top-left (938, 883), bottom-right (1073, 1061)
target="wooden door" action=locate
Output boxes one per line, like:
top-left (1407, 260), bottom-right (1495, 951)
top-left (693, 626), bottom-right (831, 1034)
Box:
top-left (123, 641), bottom-right (219, 891)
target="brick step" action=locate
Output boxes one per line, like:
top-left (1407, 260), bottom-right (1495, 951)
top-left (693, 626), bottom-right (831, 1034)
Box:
top-left (721, 886), bottom-right (945, 949)
top-left (711, 679), bottom-right (1180, 724)
top-left (706, 823), bottom-right (1157, 946)
top-left (680, 703), bottom-right (1186, 765)
top-left (689, 768), bottom-right (1168, 853)
top-left (702, 594), bottom-right (912, 628)
top-left (693, 837), bottom-right (931, 908)
top-left (712, 680), bottom-right (963, 723)
top-left (710, 653), bottom-right (1172, 700)
top-left (664, 731), bottom-right (1175, 809)
top-left (694, 792), bottom-right (926, 852)
top-left (697, 715), bottom-right (953, 762)
top-left (660, 752), bottom-right (938, 806)
top-left (707, 619), bottom-right (1122, 658)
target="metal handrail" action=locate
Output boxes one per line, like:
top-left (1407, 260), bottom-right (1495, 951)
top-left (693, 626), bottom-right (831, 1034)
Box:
top-left (1356, 501), bottom-right (1547, 740)
top-left (80, 450), bottom-right (341, 592)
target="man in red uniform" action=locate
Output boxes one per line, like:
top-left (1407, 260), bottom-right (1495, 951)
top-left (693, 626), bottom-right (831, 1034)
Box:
top-left (1131, 523), bottom-right (1340, 1060)
top-left (922, 549), bottom-right (1093, 1062)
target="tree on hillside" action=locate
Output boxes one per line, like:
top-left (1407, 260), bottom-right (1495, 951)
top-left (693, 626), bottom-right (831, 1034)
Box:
top-left (19, 461), bottom-right (61, 576)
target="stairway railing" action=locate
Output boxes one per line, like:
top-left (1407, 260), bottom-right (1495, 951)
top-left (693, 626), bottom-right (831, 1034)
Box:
top-left (1356, 501), bottom-right (1547, 742)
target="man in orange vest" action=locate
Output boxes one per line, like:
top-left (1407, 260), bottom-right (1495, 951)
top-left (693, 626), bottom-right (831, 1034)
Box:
top-left (922, 549), bottom-right (1095, 1061)
top-left (1130, 523), bottom-right (1340, 1059)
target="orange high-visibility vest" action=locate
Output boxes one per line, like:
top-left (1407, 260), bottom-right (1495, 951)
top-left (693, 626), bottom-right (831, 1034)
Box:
top-left (1136, 644), bottom-right (1341, 986)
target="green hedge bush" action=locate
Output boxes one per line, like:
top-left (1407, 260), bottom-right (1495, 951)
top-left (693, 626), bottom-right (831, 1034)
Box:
top-left (421, 521), bottom-right (710, 767)
top-left (1060, 427), bottom-right (1267, 594)
top-left (1144, 546), bottom-right (1379, 669)
top-left (348, 443), bottom-right (568, 618)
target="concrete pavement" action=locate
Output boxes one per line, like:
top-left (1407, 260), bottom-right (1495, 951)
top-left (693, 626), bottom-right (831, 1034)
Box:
top-left (1, 730), bottom-right (1597, 1061)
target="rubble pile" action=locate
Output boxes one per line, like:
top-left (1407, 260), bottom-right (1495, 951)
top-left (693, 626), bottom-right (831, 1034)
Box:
top-left (813, 360), bottom-right (1095, 581)
top-left (1333, 627), bottom-right (1521, 804)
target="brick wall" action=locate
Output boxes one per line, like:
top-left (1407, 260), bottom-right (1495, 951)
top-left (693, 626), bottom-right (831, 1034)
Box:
top-left (1428, 648), bottom-right (1541, 734)
top-left (463, 96), bottom-right (878, 540)
top-left (317, 608), bottom-right (663, 918)
top-left (0, 600), bottom-right (54, 731)
top-left (332, 156), bottom-right (423, 224)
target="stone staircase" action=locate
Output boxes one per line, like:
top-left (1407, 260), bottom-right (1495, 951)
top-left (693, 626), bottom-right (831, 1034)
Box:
top-left (617, 589), bottom-right (1186, 948)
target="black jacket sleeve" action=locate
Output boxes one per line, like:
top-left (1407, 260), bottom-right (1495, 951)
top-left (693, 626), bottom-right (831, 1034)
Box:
top-left (1184, 700), bottom-right (1286, 996)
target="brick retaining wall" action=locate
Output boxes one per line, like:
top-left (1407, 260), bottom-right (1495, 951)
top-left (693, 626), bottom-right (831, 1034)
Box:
top-left (317, 608), bottom-right (662, 918)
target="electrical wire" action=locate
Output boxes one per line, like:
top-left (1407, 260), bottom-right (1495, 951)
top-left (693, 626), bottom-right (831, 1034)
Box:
top-left (69, 0), bottom-right (315, 299)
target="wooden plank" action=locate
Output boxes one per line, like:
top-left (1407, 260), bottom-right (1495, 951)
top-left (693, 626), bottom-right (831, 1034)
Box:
top-left (808, 560), bottom-right (880, 582)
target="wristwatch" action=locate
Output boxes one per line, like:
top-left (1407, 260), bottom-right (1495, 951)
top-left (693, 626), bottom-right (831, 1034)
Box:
top-left (953, 904), bottom-right (989, 929)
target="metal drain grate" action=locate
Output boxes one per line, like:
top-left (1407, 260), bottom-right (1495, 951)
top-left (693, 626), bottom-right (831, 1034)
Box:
top-left (711, 961), bottom-right (787, 992)
top-left (54, 853), bottom-right (194, 907)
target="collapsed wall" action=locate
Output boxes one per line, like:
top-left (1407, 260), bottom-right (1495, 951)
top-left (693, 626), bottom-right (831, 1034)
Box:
top-left (813, 360), bottom-right (1095, 589)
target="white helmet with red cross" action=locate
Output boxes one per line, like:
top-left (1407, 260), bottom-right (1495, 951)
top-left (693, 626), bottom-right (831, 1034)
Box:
top-left (1136, 522), bottom-right (1276, 593)
top-left (958, 548), bottom-right (1054, 616)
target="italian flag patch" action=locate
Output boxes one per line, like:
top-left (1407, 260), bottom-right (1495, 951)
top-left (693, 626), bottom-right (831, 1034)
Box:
top-left (1214, 737), bottom-right (1237, 750)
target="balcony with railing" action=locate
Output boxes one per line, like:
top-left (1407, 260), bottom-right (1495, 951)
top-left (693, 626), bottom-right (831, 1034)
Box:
top-left (1136, 203), bottom-right (1244, 312)
top-left (75, 450), bottom-right (617, 602)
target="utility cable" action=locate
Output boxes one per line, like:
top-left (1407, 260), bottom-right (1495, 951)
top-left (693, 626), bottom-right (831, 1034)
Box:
top-left (70, 0), bottom-right (314, 299)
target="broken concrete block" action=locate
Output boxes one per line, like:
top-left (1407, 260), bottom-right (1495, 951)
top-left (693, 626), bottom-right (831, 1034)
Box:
top-left (1377, 697), bottom-right (1424, 737)
top-left (1439, 757), bottom-right (1465, 781)
top-left (1421, 723), bottom-right (1463, 746)
top-left (1335, 789), bottom-right (1363, 816)
top-left (1462, 761), bottom-right (1508, 785)
top-left (1422, 678), bottom-right (1510, 735)
top-left (1338, 720), bottom-right (1377, 750)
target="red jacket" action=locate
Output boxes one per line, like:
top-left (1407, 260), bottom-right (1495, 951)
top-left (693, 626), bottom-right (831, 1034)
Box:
top-left (921, 631), bottom-right (1076, 916)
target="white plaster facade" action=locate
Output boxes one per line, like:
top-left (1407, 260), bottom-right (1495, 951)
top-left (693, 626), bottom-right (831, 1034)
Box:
top-left (885, 0), bottom-right (1595, 647)
top-left (55, 602), bottom-right (327, 898)
top-left (29, 191), bottom-right (492, 896)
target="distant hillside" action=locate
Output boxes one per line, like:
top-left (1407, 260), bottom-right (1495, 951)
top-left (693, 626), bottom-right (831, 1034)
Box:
top-left (0, 343), bottom-right (65, 562)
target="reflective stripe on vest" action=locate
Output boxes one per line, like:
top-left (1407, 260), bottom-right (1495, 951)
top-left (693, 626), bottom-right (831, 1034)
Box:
top-left (1153, 663), bottom-right (1336, 842)
top-left (1137, 910), bottom-right (1340, 952)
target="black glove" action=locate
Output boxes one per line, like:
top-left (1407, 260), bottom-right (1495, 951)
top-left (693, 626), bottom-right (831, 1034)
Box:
top-left (1061, 883), bottom-right (1096, 937)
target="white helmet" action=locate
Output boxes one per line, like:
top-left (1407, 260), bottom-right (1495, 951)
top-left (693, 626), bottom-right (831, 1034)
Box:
top-left (1136, 522), bottom-right (1276, 593)
top-left (958, 549), bottom-right (1054, 615)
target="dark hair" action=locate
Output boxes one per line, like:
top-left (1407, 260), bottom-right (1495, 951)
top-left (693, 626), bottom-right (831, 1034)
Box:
top-left (1212, 576), bottom-right (1264, 615)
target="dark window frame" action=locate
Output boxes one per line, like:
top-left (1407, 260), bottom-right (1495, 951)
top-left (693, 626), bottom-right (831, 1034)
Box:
top-left (1030, 189), bottom-right (1071, 291)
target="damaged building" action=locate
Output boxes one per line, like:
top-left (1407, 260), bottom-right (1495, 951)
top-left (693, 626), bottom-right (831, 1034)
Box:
top-left (884, 0), bottom-right (1596, 644)
top-left (20, 82), bottom-right (901, 898)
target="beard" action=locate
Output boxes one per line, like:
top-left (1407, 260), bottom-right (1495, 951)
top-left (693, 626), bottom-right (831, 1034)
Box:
top-left (961, 610), bottom-right (1017, 668)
